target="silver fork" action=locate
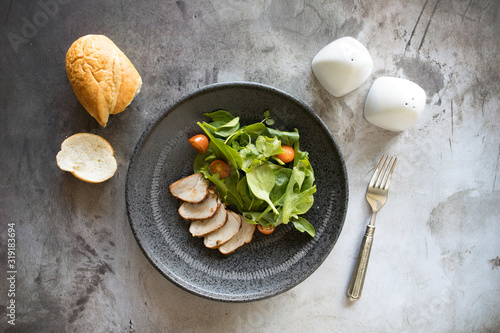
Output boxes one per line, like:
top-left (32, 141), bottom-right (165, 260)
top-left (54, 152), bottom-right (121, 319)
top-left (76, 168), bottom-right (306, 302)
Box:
top-left (347, 155), bottom-right (397, 301)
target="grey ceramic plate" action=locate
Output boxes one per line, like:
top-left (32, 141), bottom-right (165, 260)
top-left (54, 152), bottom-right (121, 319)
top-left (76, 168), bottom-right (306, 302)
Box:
top-left (126, 82), bottom-right (348, 302)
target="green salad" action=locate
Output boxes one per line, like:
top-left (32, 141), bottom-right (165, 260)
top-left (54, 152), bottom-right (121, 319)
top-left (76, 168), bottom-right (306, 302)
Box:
top-left (192, 110), bottom-right (316, 237)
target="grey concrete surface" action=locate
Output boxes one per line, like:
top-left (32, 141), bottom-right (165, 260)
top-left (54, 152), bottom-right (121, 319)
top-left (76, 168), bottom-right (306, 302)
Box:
top-left (1, 0), bottom-right (499, 332)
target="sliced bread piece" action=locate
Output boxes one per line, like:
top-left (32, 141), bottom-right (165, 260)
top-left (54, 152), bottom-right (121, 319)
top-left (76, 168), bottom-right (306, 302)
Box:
top-left (56, 133), bottom-right (117, 183)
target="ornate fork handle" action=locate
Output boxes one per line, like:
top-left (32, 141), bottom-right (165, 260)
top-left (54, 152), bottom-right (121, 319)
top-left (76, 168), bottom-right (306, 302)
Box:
top-left (347, 224), bottom-right (375, 300)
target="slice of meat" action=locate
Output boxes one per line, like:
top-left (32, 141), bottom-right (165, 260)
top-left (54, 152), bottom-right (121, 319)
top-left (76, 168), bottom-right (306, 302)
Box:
top-left (204, 210), bottom-right (242, 249)
top-left (169, 173), bottom-right (209, 203)
top-left (189, 204), bottom-right (228, 237)
top-left (178, 191), bottom-right (219, 220)
top-left (219, 216), bottom-right (256, 254)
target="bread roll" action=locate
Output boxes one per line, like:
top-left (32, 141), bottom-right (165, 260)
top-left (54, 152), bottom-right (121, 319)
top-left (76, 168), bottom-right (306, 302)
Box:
top-left (56, 133), bottom-right (117, 183)
top-left (66, 35), bottom-right (142, 127)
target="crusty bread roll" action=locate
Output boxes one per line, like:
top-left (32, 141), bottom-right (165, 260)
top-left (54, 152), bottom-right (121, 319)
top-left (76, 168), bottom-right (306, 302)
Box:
top-left (56, 133), bottom-right (117, 183)
top-left (66, 35), bottom-right (142, 127)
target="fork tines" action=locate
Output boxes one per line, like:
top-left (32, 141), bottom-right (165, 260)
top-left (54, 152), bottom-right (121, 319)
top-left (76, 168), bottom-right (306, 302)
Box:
top-left (370, 155), bottom-right (397, 190)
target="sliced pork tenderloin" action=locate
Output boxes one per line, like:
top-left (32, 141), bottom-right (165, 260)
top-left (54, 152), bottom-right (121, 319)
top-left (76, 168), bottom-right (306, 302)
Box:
top-left (219, 216), bottom-right (256, 254)
top-left (204, 210), bottom-right (242, 249)
top-left (169, 173), bottom-right (209, 203)
top-left (189, 204), bottom-right (228, 237)
top-left (178, 191), bottom-right (219, 220)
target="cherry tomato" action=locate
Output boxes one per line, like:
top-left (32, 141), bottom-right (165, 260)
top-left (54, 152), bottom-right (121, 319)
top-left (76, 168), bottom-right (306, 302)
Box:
top-left (275, 145), bottom-right (295, 163)
top-left (189, 134), bottom-right (209, 154)
top-left (257, 224), bottom-right (276, 235)
top-left (209, 159), bottom-right (230, 178)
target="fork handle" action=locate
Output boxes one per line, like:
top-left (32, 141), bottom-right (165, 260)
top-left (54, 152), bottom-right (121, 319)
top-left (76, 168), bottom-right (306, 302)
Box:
top-left (347, 224), bottom-right (375, 301)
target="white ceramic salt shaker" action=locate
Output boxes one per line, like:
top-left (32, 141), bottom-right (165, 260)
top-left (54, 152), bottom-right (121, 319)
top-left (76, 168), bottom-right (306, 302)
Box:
top-left (312, 37), bottom-right (374, 97)
top-left (364, 77), bottom-right (426, 131)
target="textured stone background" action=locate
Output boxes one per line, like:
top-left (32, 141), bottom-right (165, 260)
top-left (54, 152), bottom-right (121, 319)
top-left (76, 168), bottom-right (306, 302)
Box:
top-left (1, 0), bottom-right (499, 332)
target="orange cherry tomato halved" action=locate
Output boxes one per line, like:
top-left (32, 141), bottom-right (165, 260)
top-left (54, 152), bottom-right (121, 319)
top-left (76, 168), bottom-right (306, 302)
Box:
top-left (257, 224), bottom-right (276, 235)
top-left (275, 145), bottom-right (295, 163)
top-left (189, 134), bottom-right (209, 154)
top-left (209, 159), bottom-right (230, 178)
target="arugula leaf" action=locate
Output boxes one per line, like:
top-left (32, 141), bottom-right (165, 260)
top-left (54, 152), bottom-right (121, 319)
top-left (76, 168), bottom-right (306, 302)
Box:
top-left (281, 156), bottom-right (316, 223)
top-left (263, 110), bottom-right (275, 126)
top-left (201, 111), bottom-right (240, 138)
top-left (270, 168), bottom-right (291, 203)
top-left (291, 217), bottom-right (316, 237)
top-left (226, 122), bottom-right (266, 145)
top-left (205, 110), bottom-right (236, 126)
top-left (242, 210), bottom-right (275, 225)
top-left (246, 164), bottom-right (279, 214)
top-left (239, 144), bottom-right (259, 171)
top-left (265, 128), bottom-right (299, 146)
top-left (214, 117), bottom-right (240, 137)
top-left (255, 136), bottom-right (283, 159)
top-left (237, 176), bottom-right (263, 211)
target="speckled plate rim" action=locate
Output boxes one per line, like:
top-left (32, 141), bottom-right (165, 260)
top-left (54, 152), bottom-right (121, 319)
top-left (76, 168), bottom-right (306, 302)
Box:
top-left (125, 81), bottom-right (349, 302)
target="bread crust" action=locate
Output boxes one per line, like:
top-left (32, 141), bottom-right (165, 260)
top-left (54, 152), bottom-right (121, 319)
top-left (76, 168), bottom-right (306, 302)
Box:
top-left (66, 35), bottom-right (142, 127)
